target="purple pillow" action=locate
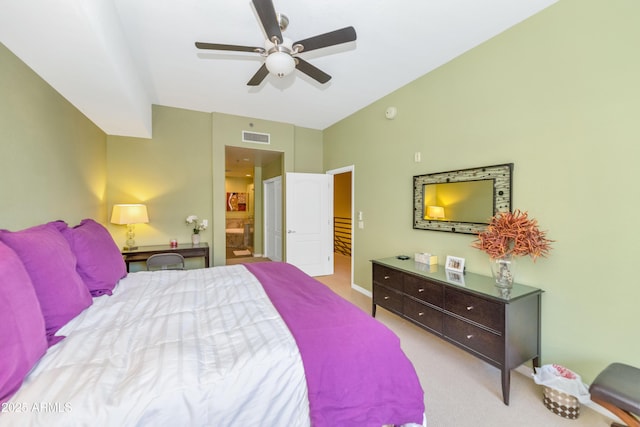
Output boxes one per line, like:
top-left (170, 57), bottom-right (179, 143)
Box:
top-left (0, 241), bottom-right (48, 404)
top-left (0, 222), bottom-right (92, 346)
top-left (61, 219), bottom-right (126, 296)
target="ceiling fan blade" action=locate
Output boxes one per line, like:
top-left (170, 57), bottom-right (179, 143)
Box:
top-left (195, 42), bottom-right (263, 53)
top-left (252, 0), bottom-right (282, 44)
top-left (247, 63), bottom-right (270, 86)
top-left (295, 58), bottom-right (331, 84)
top-left (294, 26), bottom-right (357, 53)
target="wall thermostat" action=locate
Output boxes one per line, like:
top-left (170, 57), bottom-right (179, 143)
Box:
top-left (385, 107), bottom-right (397, 120)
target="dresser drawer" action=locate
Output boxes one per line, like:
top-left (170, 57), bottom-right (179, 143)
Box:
top-left (373, 283), bottom-right (403, 314)
top-left (445, 288), bottom-right (504, 333)
top-left (404, 275), bottom-right (443, 308)
top-left (373, 264), bottom-right (404, 292)
top-left (404, 297), bottom-right (443, 333)
top-left (444, 316), bottom-right (504, 364)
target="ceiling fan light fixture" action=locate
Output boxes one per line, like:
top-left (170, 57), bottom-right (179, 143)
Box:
top-left (265, 51), bottom-right (295, 77)
top-left (195, 0), bottom-right (357, 86)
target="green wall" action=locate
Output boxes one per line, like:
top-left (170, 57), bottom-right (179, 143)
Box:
top-left (106, 105), bottom-right (213, 269)
top-left (106, 106), bottom-right (213, 246)
top-left (107, 108), bottom-right (323, 266)
top-left (0, 43), bottom-right (107, 229)
top-left (294, 126), bottom-right (324, 173)
top-left (323, 0), bottom-right (640, 381)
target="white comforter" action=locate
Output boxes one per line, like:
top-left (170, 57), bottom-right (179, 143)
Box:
top-left (3, 266), bottom-right (310, 426)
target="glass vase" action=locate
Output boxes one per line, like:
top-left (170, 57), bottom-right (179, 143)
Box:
top-left (490, 255), bottom-right (516, 288)
top-left (191, 233), bottom-right (201, 245)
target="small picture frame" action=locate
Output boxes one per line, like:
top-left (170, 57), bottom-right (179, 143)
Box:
top-left (446, 269), bottom-right (465, 286)
top-left (445, 255), bottom-right (465, 273)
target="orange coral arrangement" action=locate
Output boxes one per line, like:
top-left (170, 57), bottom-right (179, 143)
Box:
top-left (472, 209), bottom-right (553, 260)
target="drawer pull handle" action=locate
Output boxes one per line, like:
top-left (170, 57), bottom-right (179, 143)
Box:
top-left (466, 334), bottom-right (473, 340)
top-left (384, 275), bottom-right (390, 280)
top-left (466, 306), bottom-right (474, 311)
top-left (383, 296), bottom-right (390, 300)
top-left (418, 312), bottom-right (424, 316)
top-left (418, 288), bottom-right (425, 293)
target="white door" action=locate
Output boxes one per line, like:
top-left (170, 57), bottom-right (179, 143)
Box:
top-left (263, 176), bottom-right (282, 261)
top-left (285, 172), bottom-right (333, 276)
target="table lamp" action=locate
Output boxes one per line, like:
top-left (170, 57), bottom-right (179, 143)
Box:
top-left (110, 204), bottom-right (149, 250)
top-left (426, 205), bottom-right (445, 220)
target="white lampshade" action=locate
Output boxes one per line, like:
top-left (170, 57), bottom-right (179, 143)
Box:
top-left (110, 204), bottom-right (149, 225)
top-left (110, 204), bottom-right (149, 251)
top-left (265, 51), bottom-right (295, 77)
top-left (427, 205), bottom-right (445, 219)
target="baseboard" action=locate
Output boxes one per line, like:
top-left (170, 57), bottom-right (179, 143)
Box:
top-left (352, 283), bottom-right (371, 298)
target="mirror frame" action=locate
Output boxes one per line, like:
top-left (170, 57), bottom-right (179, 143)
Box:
top-left (413, 163), bottom-right (513, 234)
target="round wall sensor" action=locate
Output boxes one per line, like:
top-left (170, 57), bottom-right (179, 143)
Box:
top-left (385, 107), bottom-right (397, 120)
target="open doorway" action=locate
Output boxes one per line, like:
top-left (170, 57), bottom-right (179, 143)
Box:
top-left (328, 166), bottom-right (354, 287)
top-left (224, 146), bottom-right (282, 263)
top-left (224, 178), bottom-right (254, 260)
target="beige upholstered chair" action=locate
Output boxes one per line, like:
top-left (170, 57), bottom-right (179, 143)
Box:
top-left (146, 253), bottom-right (185, 271)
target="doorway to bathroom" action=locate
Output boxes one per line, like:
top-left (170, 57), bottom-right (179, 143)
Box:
top-left (224, 146), bottom-right (282, 262)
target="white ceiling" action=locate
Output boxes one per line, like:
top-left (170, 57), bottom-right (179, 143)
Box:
top-left (1, 0), bottom-right (557, 138)
top-left (225, 146), bottom-right (281, 178)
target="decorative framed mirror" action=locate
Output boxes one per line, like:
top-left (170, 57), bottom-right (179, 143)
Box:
top-left (413, 163), bottom-right (513, 234)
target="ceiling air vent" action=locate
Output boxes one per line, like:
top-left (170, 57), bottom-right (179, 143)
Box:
top-left (242, 131), bottom-right (270, 144)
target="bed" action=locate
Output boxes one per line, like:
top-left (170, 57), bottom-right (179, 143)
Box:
top-left (0, 220), bottom-right (425, 426)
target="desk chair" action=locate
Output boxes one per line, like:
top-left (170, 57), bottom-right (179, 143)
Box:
top-left (146, 253), bottom-right (185, 271)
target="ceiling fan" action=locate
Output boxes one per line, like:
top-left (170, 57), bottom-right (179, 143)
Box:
top-left (195, 0), bottom-right (357, 86)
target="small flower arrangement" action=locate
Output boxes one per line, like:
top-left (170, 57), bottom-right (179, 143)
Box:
top-left (186, 215), bottom-right (208, 234)
top-left (472, 209), bottom-right (553, 260)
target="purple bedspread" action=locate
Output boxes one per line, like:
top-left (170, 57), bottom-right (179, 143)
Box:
top-left (245, 262), bottom-right (424, 427)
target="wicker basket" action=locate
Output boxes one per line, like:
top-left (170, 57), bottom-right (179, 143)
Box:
top-left (543, 386), bottom-right (580, 419)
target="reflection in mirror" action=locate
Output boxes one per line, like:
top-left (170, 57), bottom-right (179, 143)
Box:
top-left (423, 180), bottom-right (494, 223)
top-left (414, 163), bottom-right (513, 234)
top-left (425, 205), bottom-right (445, 220)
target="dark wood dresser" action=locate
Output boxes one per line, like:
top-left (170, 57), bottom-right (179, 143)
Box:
top-left (371, 257), bottom-right (543, 405)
